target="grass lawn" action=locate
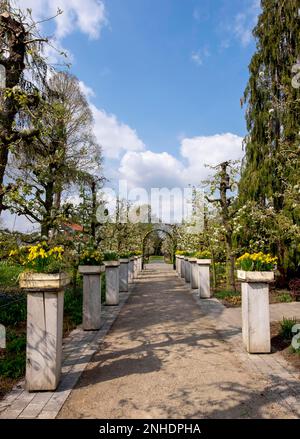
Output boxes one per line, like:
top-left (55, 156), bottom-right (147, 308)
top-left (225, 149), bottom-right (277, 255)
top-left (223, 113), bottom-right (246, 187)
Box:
top-left (214, 286), bottom-right (296, 308)
top-left (0, 262), bottom-right (23, 290)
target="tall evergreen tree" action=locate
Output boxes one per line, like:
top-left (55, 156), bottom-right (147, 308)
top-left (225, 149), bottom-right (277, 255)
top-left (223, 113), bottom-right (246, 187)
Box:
top-left (239, 0), bottom-right (300, 211)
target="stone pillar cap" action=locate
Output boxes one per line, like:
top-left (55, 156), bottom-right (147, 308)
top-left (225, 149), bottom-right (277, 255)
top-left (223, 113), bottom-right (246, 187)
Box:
top-left (188, 258), bottom-right (197, 262)
top-left (119, 258), bottom-right (129, 263)
top-left (104, 261), bottom-right (120, 267)
top-left (196, 259), bottom-right (212, 265)
top-left (78, 265), bottom-right (104, 274)
top-left (237, 270), bottom-right (274, 283)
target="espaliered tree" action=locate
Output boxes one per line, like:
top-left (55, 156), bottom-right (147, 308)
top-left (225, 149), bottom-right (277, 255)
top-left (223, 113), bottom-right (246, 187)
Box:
top-left (239, 0), bottom-right (300, 278)
top-left (205, 161), bottom-right (239, 291)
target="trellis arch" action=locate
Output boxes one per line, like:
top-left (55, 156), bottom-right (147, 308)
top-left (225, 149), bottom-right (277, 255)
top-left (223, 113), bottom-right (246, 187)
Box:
top-left (142, 227), bottom-right (177, 269)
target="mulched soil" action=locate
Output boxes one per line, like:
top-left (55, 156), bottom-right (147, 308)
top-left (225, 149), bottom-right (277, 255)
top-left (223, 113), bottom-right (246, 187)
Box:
top-left (271, 321), bottom-right (300, 372)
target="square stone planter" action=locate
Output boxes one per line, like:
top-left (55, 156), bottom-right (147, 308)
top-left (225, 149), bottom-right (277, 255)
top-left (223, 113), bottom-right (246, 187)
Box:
top-left (237, 270), bottom-right (274, 283)
top-left (197, 260), bottom-right (211, 298)
top-left (104, 261), bottom-right (120, 305)
top-left (78, 265), bottom-right (104, 331)
top-left (20, 272), bottom-right (71, 392)
top-left (238, 270), bottom-right (274, 354)
top-left (19, 271), bottom-right (70, 290)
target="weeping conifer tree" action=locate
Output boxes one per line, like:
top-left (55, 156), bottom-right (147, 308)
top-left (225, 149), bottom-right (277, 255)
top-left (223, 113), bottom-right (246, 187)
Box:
top-left (239, 0), bottom-right (300, 211)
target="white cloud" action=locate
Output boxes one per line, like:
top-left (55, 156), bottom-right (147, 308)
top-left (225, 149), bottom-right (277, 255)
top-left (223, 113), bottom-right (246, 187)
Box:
top-left (79, 81), bottom-right (96, 99)
top-left (233, 0), bottom-right (260, 47)
top-left (119, 150), bottom-right (184, 189)
top-left (191, 47), bottom-right (210, 66)
top-left (17, 0), bottom-right (107, 40)
top-left (90, 104), bottom-right (145, 160)
top-left (118, 133), bottom-right (244, 190)
top-left (181, 133), bottom-right (244, 184)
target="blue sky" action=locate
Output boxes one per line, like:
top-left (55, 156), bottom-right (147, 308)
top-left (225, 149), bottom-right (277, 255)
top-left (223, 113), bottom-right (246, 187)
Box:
top-left (68, 0), bottom-right (257, 153)
top-left (6, 0), bottom-right (260, 231)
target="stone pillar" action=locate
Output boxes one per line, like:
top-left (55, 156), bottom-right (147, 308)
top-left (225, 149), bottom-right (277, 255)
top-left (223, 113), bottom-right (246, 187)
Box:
top-left (190, 258), bottom-right (199, 290)
top-left (181, 257), bottom-right (186, 279)
top-left (79, 266), bottom-right (104, 331)
top-left (119, 259), bottom-right (129, 292)
top-left (19, 272), bottom-right (71, 392)
top-left (197, 259), bottom-right (211, 298)
top-left (128, 257), bottom-right (134, 284)
top-left (105, 261), bottom-right (120, 305)
top-left (138, 256), bottom-right (142, 272)
top-left (133, 256), bottom-right (139, 279)
top-left (184, 257), bottom-right (191, 283)
top-left (238, 270), bottom-right (273, 354)
top-left (26, 289), bottom-right (64, 391)
top-left (177, 256), bottom-right (183, 277)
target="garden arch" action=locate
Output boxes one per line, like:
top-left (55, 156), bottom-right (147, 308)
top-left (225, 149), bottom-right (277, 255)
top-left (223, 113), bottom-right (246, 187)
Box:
top-left (142, 228), bottom-right (177, 269)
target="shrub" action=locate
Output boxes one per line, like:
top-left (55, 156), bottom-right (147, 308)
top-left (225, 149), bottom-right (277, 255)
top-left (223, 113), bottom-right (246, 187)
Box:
top-left (289, 279), bottom-right (300, 301)
top-left (280, 317), bottom-right (297, 340)
top-left (277, 293), bottom-right (293, 303)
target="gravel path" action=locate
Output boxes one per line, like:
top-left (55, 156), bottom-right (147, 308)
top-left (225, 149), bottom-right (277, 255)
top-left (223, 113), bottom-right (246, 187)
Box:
top-left (58, 263), bottom-right (298, 419)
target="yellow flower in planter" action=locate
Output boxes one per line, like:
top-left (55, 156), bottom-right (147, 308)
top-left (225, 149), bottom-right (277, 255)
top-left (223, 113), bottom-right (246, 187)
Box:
top-left (236, 252), bottom-right (278, 272)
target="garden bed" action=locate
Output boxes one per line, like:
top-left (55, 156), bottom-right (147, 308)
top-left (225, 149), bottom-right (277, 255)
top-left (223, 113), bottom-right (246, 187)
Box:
top-left (271, 321), bottom-right (300, 372)
top-left (214, 285), bottom-right (296, 308)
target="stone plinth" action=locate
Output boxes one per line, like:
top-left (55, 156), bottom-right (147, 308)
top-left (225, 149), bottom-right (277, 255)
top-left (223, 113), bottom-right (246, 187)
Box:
top-left (184, 257), bottom-right (191, 283)
top-left (177, 256), bottom-right (184, 278)
top-left (20, 272), bottom-right (70, 392)
top-left (238, 270), bottom-right (273, 354)
top-left (128, 258), bottom-right (134, 284)
top-left (181, 257), bottom-right (186, 279)
top-left (197, 259), bottom-right (211, 298)
top-left (79, 265), bottom-right (104, 331)
top-left (119, 259), bottom-right (129, 292)
top-left (189, 258), bottom-right (198, 289)
top-left (105, 261), bottom-right (120, 305)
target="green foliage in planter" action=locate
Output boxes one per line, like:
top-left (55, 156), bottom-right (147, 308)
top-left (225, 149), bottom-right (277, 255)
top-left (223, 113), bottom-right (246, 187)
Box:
top-left (129, 250), bottom-right (142, 257)
top-left (280, 317), bottom-right (297, 340)
top-left (79, 248), bottom-right (103, 266)
top-left (9, 243), bottom-right (67, 274)
top-left (104, 251), bottom-right (119, 261)
top-left (236, 252), bottom-right (278, 271)
top-left (194, 250), bottom-right (211, 259)
top-left (119, 252), bottom-right (130, 259)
